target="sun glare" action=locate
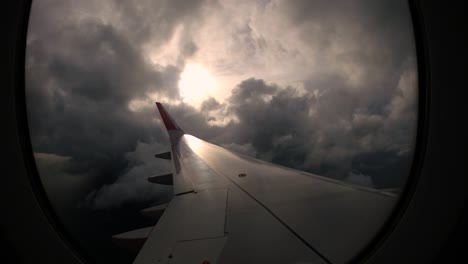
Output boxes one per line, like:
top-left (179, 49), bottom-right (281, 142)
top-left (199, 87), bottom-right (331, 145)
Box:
top-left (178, 64), bottom-right (217, 108)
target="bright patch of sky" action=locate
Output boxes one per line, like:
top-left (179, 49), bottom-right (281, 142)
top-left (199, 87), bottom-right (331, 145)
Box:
top-left (139, 0), bottom-right (330, 109)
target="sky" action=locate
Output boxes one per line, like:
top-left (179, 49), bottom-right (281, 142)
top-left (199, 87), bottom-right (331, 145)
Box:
top-left (25, 0), bottom-right (417, 263)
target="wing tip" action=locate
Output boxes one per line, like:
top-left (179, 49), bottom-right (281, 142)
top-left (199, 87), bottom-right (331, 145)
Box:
top-left (155, 102), bottom-right (182, 132)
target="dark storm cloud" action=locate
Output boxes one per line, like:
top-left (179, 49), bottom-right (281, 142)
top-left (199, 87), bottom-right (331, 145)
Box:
top-left (111, 0), bottom-right (208, 44)
top-left (205, 69), bottom-right (416, 188)
top-left (25, 5), bottom-right (220, 206)
top-left (201, 97), bottom-right (222, 112)
top-left (27, 0), bottom-right (417, 212)
top-left (224, 78), bottom-right (311, 154)
top-left (83, 141), bottom-right (173, 209)
top-left (230, 78), bottom-right (278, 103)
top-left (26, 19), bottom-right (171, 177)
top-left (277, 0), bottom-right (416, 108)
top-left (26, 0), bottom-right (209, 208)
top-left (280, 0), bottom-right (414, 59)
top-left (216, 0), bottom-right (418, 188)
top-left (106, 0), bottom-right (207, 69)
top-left (351, 150), bottom-right (411, 188)
top-left (46, 19), bottom-right (181, 102)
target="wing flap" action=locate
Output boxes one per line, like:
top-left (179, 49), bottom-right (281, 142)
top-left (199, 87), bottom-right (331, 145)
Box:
top-left (134, 189), bottom-right (228, 264)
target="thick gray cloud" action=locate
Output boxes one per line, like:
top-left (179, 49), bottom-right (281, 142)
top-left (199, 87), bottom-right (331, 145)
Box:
top-left (200, 97), bottom-right (222, 112)
top-left (83, 141), bottom-right (173, 210)
top-left (26, 0), bottom-right (417, 213)
top-left (200, 68), bottom-right (416, 188)
top-left (110, 0), bottom-right (207, 44)
top-left (26, 0), bottom-right (198, 207)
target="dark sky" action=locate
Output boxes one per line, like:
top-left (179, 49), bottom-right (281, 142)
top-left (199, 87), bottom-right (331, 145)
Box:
top-left (25, 0), bottom-right (417, 263)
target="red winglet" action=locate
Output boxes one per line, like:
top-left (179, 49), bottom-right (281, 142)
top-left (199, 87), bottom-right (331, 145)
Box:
top-left (156, 102), bottom-right (181, 131)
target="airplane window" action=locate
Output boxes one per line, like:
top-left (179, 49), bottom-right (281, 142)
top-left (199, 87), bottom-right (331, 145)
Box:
top-left (25, 0), bottom-right (418, 263)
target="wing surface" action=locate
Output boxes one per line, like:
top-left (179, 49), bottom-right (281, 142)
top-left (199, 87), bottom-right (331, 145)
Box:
top-left (131, 103), bottom-right (397, 264)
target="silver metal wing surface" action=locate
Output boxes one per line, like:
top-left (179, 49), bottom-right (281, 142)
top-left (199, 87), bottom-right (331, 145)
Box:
top-left (114, 103), bottom-right (397, 264)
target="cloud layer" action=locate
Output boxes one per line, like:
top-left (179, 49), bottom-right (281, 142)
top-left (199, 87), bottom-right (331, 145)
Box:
top-left (26, 0), bottom-right (418, 210)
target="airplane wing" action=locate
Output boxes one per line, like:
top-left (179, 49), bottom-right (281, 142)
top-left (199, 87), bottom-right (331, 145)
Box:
top-left (114, 102), bottom-right (397, 264)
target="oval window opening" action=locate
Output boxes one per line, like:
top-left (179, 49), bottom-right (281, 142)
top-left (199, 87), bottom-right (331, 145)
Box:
top-left (25, 1), bottom-right (418, 263)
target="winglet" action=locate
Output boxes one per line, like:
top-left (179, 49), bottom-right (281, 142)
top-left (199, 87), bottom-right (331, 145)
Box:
top-left (156, 102), bottom-right (183, 132)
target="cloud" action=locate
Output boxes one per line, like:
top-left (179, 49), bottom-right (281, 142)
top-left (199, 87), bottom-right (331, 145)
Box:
top-left (25, 0), bottom-right (204, 208)
top-left (33, 153), bottom-right (92, 211)
top-left (201, 97), bottom-right (222, 112)
top-left (84, 141), bottom-right (173, 209)
top-left (344, 172), bottom-right (375, 188)
top-left (220, 142), bottom-right (257, 157)
top-left (26, 0), bottom-right (418, 210)
top-left (200, 66), bottom-right (416, 188)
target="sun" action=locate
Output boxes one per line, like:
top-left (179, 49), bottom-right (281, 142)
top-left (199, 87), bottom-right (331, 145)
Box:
top-left (178, 63), bottom-right (217, 108)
